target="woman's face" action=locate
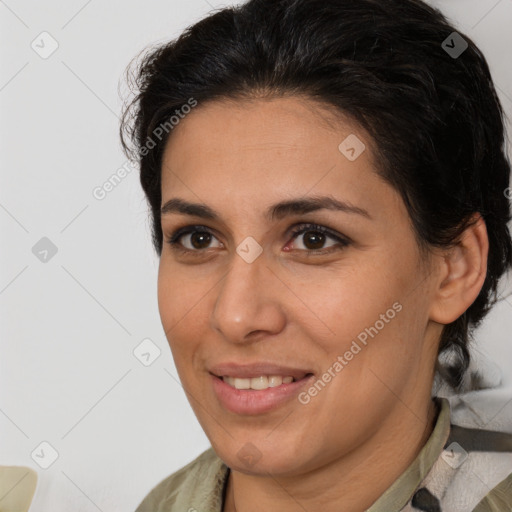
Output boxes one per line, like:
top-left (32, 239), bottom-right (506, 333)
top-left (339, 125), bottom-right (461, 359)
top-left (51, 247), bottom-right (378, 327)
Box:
top-left (158, 96), bottom-right (443, 476)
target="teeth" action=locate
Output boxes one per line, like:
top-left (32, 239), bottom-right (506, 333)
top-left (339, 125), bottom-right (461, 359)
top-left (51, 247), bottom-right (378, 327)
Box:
top-left (222, 375), bottom-right (295, 390)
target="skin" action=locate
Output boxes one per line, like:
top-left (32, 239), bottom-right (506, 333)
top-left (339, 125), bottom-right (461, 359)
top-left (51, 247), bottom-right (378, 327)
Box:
top-left (157, 96), bottom-right (488, 512)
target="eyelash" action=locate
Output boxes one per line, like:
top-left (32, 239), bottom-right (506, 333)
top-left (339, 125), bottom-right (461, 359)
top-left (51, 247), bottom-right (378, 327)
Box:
top-left (165, 222), bottom-right (351, 257)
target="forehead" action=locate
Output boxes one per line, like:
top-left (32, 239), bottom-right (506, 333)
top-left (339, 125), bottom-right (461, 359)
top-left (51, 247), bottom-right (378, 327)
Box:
top-left (160, 96), bottom-right (382, 200)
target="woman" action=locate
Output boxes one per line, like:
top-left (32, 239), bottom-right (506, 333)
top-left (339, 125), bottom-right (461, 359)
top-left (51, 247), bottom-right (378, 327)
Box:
top-left (120, 0), bottom-right (512, 510)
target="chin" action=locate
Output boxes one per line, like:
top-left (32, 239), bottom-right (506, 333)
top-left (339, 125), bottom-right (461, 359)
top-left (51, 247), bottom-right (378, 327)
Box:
top-left (214, 439), bottom-right (311, 477)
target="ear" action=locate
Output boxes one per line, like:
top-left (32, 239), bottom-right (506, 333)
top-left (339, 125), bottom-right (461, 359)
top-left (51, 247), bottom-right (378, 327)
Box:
top-left (429, 213), bottom-right (489, 325)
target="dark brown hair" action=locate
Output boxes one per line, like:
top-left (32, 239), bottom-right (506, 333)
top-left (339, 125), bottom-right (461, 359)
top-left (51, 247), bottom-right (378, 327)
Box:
top-left (120, 0), bottom-right (512, 390)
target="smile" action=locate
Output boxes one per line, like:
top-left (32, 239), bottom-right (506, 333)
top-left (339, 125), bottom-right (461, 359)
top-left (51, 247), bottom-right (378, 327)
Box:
top-left (211, 373), bottom-right (315, 415)
top-left (222, 375), bottom-right (296, 390)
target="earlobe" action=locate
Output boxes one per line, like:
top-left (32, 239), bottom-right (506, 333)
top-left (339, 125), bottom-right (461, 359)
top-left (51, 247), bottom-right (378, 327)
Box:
top-left (429, 214), bottom-right (489, 325)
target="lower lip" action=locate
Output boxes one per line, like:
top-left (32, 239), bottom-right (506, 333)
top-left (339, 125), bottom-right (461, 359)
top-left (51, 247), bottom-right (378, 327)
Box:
top-left (210, 374), bottom-right (315, 415)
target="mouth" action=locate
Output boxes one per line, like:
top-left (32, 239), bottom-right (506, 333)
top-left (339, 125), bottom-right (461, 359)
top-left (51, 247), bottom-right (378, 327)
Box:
top-left (208, 364), bottom-right (316, 415)
top-left (217, 374), bottom-right (314, 390)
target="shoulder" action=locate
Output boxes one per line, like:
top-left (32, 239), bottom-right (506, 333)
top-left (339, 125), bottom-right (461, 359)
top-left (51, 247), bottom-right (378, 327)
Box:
top-left (472, 472), bottom-right (512, 512)
top-left (134, 447), bottom-right (229, 512)
top-left (0, 466), bottom-right (37, 512)
top-left (415, 420), bottom-right (512, 512)
top-left (448, 423), bottom-right (512, 512)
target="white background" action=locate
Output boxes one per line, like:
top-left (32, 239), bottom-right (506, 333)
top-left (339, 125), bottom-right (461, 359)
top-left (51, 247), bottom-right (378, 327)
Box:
top-left (0, 0), bottom-right (511, 510)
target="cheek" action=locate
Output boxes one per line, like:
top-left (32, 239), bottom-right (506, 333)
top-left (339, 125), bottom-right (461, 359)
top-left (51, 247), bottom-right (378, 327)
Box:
top-left (303, 258), bottom-right (424, 385)
top-left (157, 264), bottom-right (207, 363)
top-left (299, 262), bottom-right (402, 343)
top-left (157, 259), bottom-right (204, 325)
top-left (327, 292), bottom-right (429, 407)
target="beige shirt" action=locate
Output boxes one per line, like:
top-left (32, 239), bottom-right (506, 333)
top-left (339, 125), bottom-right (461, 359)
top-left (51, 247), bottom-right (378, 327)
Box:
top-left (134, 397), bottom-right (512, 511)
top-left (0, 466), bottom-right (37, 512)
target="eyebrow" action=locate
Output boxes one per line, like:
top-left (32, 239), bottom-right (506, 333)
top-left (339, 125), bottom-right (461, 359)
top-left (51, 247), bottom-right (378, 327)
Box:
top-left (160, 195), bottom-right (371, 221)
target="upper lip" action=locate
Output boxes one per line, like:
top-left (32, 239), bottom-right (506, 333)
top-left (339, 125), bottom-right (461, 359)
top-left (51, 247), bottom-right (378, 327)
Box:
top-left (209, 362), bottom-right (314, 380)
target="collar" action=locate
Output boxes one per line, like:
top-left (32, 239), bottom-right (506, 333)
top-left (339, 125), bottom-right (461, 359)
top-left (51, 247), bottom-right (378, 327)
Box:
top-left (366, 396), bottom-right (451, 512)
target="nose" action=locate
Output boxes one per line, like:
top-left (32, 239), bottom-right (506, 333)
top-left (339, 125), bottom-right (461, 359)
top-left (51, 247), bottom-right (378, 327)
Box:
top-left (210, 247), bottom-right (287, 345)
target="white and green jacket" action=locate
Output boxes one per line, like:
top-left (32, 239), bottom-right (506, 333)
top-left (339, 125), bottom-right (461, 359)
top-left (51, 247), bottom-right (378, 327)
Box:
top-left (134, 396), bottom-right (512, 512)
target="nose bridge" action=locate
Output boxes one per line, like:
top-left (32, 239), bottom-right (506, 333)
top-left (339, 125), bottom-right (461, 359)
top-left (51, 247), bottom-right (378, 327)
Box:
top-left (211, 247), bottom-right (285, 342)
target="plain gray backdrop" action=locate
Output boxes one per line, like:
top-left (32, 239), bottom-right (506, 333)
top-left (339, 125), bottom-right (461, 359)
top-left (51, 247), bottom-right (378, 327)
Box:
top-left (1, 0), bottom-right (511, 510)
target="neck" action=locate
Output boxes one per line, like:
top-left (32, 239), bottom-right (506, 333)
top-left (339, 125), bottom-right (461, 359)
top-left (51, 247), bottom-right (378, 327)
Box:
top-left (223, 397), bottom-right (438, 512)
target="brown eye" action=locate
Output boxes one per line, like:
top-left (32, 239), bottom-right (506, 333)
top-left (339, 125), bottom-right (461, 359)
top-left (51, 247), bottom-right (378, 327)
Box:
top-left (301, 231), bottom-right (327, 250)
top-left (288, 223), bottom-right (351, 253)
top-left (166, 226), bottom-right (222, 252)
top-left (188, 231), bottom-right (213, 249)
